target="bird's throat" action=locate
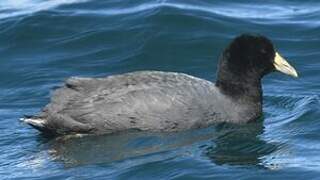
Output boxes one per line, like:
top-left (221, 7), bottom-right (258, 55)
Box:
top-left (216, 79), bottom-right (263, 104)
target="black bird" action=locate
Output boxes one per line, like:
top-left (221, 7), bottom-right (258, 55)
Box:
top-left (21, 34), bottom-right (298, 135)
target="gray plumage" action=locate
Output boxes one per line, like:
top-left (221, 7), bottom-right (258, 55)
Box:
top-left (26, 71), bottom-right (258, 135)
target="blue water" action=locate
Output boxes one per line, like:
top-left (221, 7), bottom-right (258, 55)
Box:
top-left (1, 0), bottom-right (320, 179)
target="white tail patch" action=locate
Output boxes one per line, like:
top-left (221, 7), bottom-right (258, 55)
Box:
top-left (20, 117), bottom-right (46, 128)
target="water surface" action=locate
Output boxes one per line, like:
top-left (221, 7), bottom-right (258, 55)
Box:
top-left (0, 0), bottom-right (320, 179)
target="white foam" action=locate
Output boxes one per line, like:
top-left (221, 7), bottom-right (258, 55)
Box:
top-left (0, 0), bottom-right (89, 19)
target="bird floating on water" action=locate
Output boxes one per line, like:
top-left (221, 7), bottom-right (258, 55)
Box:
top-left (21, 34), bottom-right (298, 136)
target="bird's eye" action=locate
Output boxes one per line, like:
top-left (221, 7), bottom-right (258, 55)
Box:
top-left (261, 49), bottom-right (267, 54)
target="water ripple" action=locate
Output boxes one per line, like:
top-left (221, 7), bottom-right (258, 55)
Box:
top-left (0, 0), bottom-right (89, 19)
top-left (0, 0), bottom-right (320, 179)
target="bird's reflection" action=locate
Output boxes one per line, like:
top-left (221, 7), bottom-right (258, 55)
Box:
top-left (204, 121), bottom-right (277, 167)
top-left (39, 119), bottom-right (278, 168)
top-left (44, 129), bottom-right (214, 166)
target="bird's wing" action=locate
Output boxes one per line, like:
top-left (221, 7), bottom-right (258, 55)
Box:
top-left (40, 71), bottom-right (217, 134)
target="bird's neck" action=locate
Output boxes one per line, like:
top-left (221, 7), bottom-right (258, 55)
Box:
top-left (215, 52), bottom-right (265, 104)
top-left (215, 78), bottom-right (263, 122)
top-left (215, 57), bottom-right (263, 104)
top-left (216, 79), bottom-right (263, 104)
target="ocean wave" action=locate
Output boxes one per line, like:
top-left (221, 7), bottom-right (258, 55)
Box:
top-left (0, 0), bottom-right (89, 19)
top-left (1, 0), bottom-right (320, 25)
top-left (54, 1), bottom-right (320, 24)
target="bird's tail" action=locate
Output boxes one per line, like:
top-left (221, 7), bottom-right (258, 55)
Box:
top-left (20, 115), bottom-right (48, 132)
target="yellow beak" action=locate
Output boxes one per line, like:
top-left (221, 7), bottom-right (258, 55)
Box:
top-left (274, 52), bottom-right (298, 77)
